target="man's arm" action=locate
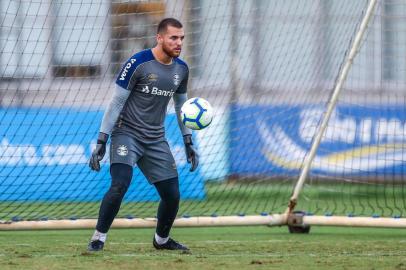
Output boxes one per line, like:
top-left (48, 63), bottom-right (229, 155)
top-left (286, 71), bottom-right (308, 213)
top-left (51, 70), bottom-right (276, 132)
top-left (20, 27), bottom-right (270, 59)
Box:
top-left (99, 85), bottom-right (131, 135)
top-left (173, 93), bottom-right (192, 137)
top-left (89, 85), bottom-right (131, 171)
top-left (173, 93), bottom-right (199, 172)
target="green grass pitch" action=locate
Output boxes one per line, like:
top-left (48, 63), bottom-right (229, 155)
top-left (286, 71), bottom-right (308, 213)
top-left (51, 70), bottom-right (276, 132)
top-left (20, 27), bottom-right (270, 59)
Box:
top-left (0, 226), bottom-right (405, 270)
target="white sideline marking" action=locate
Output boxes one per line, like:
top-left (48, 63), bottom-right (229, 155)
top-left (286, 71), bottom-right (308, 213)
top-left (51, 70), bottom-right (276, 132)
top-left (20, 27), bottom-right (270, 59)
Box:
top-left (201, 240), bottom-right (284, 243)
top-left (8, 240), bottom-right (285, 247)
top-left (1, 252), bottom-right (405, 259)
top-left (109, 240), bottom-right (285, 245)
top-left (4, 239), bottom-right (406, 247)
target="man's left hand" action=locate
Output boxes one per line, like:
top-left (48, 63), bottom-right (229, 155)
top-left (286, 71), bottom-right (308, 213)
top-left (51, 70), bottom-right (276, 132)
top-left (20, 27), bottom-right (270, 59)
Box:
top-left (183, 135), bottom-right (199, 172)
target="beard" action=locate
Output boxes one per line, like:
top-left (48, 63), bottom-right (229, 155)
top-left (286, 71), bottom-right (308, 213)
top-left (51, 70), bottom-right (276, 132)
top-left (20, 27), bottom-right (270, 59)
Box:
top-left (162, 43), bottom-right (181, 58)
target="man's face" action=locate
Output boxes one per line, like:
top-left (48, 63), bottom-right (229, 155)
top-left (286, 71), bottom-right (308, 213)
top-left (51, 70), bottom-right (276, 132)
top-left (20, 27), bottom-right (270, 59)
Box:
top-left (158, 26), bottom-right (185, 58)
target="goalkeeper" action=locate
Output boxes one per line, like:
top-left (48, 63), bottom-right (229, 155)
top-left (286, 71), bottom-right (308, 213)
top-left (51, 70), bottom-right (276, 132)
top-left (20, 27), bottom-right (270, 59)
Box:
top-left (88, 18), bottom-right (198, 252)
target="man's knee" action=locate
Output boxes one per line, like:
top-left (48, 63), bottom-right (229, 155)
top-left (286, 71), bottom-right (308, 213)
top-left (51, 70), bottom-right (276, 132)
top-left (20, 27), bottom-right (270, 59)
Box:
top-left (108, 163), bottom-right (133, 200)
top-left (162, 190), bottom-right (179, 207)
top-left (155, 177), bottom-right (180, 204)
top-left (109, 182), bottom-right (129, 198)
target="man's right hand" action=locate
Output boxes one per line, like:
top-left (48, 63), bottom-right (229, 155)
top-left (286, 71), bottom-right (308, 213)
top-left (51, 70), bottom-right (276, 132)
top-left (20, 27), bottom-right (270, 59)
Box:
top-left (89, 132), bottom-right (109, 172)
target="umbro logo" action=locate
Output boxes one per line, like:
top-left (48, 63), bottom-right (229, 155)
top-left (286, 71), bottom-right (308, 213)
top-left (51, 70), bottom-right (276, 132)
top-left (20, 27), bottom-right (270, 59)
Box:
top-left (148, 73), bottom-right (158, 82)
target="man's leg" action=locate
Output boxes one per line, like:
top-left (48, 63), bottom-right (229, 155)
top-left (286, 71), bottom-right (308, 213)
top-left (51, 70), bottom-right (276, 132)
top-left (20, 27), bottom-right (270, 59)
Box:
top-left (154, 177), bottom-right (180, 238)
top-left (88, 163), bottom-right (133, 251)
top-left (137, 141), bottom-right (187, 251)
top-left (152, 177), bottom-right (188, 251)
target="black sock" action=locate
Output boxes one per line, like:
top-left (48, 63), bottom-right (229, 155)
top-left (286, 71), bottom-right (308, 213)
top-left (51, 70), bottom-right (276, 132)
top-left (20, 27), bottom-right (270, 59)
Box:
top-left (96, 163), bottom-right (133, 233)
top-left (154, 177), bottom-right (180, 238)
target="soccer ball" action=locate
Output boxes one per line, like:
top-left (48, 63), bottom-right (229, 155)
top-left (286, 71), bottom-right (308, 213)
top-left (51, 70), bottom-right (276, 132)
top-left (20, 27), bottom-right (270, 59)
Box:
top-left (180, 97), bottom-right (213, 130)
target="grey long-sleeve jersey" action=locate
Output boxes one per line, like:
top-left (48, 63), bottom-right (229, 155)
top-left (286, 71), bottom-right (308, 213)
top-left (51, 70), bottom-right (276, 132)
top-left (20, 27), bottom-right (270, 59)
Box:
top-left (99, 49), bottom-right (192, 141)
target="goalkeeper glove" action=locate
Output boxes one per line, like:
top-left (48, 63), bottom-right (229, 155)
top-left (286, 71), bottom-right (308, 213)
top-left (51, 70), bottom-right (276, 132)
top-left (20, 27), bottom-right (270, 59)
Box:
top-left (89, 132), bottom-right (109, 172)
top-left (183, 134), bottom-right (199, 172)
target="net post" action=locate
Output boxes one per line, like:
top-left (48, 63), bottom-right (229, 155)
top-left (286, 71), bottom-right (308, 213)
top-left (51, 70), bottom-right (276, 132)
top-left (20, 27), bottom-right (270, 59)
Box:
top-left (286, 0), bottom-right (378, 214)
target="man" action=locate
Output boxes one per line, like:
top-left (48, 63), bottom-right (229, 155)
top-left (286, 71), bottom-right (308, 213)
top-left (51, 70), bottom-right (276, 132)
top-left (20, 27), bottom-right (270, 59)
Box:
top-left (88, 18), bottom-right (197, 252)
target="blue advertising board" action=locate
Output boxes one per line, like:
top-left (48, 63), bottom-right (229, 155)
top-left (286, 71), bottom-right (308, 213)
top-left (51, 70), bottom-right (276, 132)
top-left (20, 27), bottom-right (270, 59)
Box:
top-left (0, 108), bottom-right (206, 201)
top-left (230, 104), bottom-right (406, 177)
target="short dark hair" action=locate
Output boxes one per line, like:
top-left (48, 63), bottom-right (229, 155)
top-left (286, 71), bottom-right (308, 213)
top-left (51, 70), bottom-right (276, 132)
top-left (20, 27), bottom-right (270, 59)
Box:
top-left (157, 18), bottom-right (183, 34)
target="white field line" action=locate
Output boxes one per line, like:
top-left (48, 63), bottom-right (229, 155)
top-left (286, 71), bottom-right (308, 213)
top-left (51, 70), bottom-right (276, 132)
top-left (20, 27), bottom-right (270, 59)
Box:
top-left (6, 239), bottom-right (406, 247)
top-left (3, 240), bottom-right (287, 247)
top-left (0, 252), bottom-right (405, 259)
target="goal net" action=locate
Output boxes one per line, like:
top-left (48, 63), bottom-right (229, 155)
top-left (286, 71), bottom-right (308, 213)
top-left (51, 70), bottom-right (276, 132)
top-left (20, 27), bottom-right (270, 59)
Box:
top-left (0, 0), bottom-right (405, 228)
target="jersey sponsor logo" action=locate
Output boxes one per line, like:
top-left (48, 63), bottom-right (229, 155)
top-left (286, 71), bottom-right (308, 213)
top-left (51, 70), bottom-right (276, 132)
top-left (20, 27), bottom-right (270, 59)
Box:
top-left (173, 74), bottom-right (180, 86)
top-left (141, 86), bottom-right (174, 97)
top-left (117, 145), bottom-right (128, 156)
top-left (119, 58), bottom-right (137, 81)
top-left (142, 86), bottom-right (150, 93)
top-left (141, 85), bottom-right (149, 94)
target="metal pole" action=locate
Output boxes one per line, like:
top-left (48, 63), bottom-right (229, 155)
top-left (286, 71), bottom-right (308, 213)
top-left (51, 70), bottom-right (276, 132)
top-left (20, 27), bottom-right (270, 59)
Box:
top-left (287, 0), bottom-right (378, 213)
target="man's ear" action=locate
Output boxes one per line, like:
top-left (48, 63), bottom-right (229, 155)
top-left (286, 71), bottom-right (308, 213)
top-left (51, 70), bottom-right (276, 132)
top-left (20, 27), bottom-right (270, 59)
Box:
top-left (156, 33), bottom-right (163, 45)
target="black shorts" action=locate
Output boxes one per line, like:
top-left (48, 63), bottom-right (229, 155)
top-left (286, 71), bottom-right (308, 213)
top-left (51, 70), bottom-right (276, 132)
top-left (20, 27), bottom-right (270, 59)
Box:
top-left (109, 134), bottom-right (178, 184)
